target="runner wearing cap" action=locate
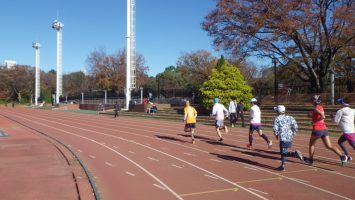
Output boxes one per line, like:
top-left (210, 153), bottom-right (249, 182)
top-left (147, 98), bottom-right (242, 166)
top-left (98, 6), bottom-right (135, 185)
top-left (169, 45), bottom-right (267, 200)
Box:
top-left (247, 98), bottom-right (272, 149)
top-left (332, 98), bottom-right (355, 161)
top-left (273, 105), bottom-right (304, 171)
top-left (307, 95), bottom-right (348, 166)
top-left (211, 97), bottom-right (229, 142)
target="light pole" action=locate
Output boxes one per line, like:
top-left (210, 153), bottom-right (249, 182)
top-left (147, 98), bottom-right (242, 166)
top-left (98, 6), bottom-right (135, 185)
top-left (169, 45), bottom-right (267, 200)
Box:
top-left (32, 42), bottom-right (41, 106)
top-left (140, 87), bottom-right (143, 104)
top-left (272, 58), bottom-right (278, 104)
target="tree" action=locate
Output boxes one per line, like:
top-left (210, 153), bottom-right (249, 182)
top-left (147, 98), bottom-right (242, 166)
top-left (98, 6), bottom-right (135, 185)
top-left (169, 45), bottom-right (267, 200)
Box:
top-left (63, 71), bottom-right (89, 96)
top-left (200, 56), bottom-right (253, 110)
top-left (176, 50), bottom-right (217, 90)
top-left (86, 48), bottom-right (149, 92)
top-left (203, 0), bottom-right (355, 92)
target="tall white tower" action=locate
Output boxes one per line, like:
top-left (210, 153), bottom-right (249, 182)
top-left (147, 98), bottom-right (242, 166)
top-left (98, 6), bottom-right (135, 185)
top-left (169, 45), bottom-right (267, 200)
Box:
top-left (126, 0), bottom-right (136, 110)
top-left (32, 42), bottom-right (41, 106)
top-left (52, 20), bottom-right (64, 104)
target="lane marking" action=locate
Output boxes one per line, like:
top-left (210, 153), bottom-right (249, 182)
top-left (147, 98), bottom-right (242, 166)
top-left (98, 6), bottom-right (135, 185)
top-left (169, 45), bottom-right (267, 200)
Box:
top-left (248, 188), bottom-right (269, 195)
top-left (89, 155), bottom-right (96, 159)
top-left (77, 149), bottom-right (83, 153)
top-left (210, 158), bottom-right (222, 163)
top-left (236, 177), bottom-right (282, 184)
top-left (153, 184), bottom-right (166, 190)
top-left (183, 152), bottom-right (196, 157)
top-left (125, 171), bottom-right (136, 176)
top-left (214, 149), bottom-right (226, 152)
top-left (180, 188), bottom-right (239, 197)
top-left (171, 164), bottom-right (184, 169)
top-left (105, 162), bottom-right (114, 167)
top-left (147, 157), bottom-right (159, 162)
top-left (204, 174), bottom-right (218, 180)
top-left (281, 168), bottom-right (317, 174)
top-left (289, 178), bottom-right (310, 183)
top-left (113, 146), bottom-right (119, 149)
top-left (145, 143), bottom-right (151, 146)
top-left (128, 151), bottom-right (136, 154)
top-left (244, 166), bottom-right (259, 171)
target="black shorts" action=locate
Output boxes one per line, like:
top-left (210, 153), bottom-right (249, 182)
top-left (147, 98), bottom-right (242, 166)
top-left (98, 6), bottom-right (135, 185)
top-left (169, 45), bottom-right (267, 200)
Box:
top-left (249, 124), bottom-right (262, 132)
top-left (312, 129), bottom-right (329, 138)
top-left (185, 123), bottom-right (196, 129)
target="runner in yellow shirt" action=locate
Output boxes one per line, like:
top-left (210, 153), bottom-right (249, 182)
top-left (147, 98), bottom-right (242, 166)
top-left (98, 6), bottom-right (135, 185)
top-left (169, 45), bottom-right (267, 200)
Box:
top-left (184, 101), bottom-right (198, 144)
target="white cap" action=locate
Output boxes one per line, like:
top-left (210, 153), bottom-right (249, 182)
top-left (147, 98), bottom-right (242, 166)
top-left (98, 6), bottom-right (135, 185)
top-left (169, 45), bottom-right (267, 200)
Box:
top-left (250, 98), bottom-right (257, 103)
top-left (274, 105), bottom-right (286, 113)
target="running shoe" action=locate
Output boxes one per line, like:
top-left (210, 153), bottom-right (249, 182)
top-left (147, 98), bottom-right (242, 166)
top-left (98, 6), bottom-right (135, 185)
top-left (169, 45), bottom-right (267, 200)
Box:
top-left (246, 144), bottom-right (252, 149)
top-left (341, 155), bottom-right (348, 167)
top-left (348, 156), bottom-right (353, 161)
top-left (295, 150), bottom-right (304, 161)
top-left (268, 140), bottom-right (273, 149)
top-left (231, 124), bottom-right (235, 128)
top-left (304, 158), bottom-right (314, 165)
top-left (218, 138), bottom-right (223, 142)
top-left (276, 165), bottom-right (285, 171)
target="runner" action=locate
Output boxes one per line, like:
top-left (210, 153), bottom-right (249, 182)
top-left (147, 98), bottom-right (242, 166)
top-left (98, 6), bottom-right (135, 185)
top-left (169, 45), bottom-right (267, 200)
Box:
top-left (211, 98), bottom-right (229, 142)
top-left (273, 105), bottom-right (304, 171)
top-left (184, 101), bottom-right (198, 144)
top-left (228, 97), bottom-right (237, 128)
top-left (114, 101), bottom-right (120, 118)
top-left (306, 95), bottom-right (348, 166)
top-left (247, 98), bottom-right (272, 149)
top-left (236, 100), bottom-right (245, 127)
top-left (332, 98), bottom-right (355, 161)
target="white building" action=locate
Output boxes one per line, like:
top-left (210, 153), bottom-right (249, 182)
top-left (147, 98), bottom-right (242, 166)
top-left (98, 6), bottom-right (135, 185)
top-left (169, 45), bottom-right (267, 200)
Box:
top-left (3, 60), bottom-right (17, 69)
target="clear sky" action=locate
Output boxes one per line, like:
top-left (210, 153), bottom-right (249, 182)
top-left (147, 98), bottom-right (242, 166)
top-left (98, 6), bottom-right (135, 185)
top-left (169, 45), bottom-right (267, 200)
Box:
top-left (0, 0), bottom-right (219, 76)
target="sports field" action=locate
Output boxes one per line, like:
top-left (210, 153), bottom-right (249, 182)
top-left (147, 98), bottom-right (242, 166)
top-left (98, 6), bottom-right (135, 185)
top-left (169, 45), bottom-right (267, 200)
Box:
top-left (0, 107), bottom-right (354, 200)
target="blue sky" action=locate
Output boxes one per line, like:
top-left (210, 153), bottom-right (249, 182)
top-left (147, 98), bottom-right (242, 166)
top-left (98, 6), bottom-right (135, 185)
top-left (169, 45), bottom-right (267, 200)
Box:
top-left (0, 0), bottom-right (219, 76)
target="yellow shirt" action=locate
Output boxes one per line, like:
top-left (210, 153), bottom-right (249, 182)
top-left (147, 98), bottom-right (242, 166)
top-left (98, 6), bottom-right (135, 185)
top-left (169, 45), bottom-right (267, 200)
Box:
top-left (184, 106), bottom-right (197, 124)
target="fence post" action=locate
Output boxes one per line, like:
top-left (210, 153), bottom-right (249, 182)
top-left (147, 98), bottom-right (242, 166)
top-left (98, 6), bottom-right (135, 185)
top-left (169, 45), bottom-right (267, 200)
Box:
top-left (81, 92), bottom-right (84, 104)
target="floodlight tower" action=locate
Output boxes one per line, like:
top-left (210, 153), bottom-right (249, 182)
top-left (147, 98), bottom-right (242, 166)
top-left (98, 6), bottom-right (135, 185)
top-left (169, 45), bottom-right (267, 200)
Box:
top-left (32, 42), bottom-right (41, 106)
top-left (52, 20), bottom-right (64, 104)
top-left (126, 0), bottom-right (136, 110)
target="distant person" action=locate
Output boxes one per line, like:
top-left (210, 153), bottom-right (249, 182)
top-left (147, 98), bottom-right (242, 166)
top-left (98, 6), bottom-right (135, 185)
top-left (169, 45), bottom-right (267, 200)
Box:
top-left (273, 105), bottom-right (304, 171)
top-left (12, 101), bottom-right (15, 108)
top-left (332, 98), bottom-right (354, 161)
top-left (228, 97), bottom-right (237, 128)
top-left (150, 103), bottom-right (157, 114)
top-left (236, 100), bottom-right (245, 127)
top-left (306, 95), bottom-right (347, 166)
top-left (211, 98), bottom-right (229, 142)
top-left (247, 98), bottom-right (272, 149)
top-left (184, 101), bottom-right (198, 144)
top-left (114, 102), bottom-right (120, 118)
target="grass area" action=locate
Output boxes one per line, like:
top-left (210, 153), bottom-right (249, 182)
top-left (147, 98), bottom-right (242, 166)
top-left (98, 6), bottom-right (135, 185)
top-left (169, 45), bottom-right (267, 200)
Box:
top-left (57, 109), bottom-right (99, 115)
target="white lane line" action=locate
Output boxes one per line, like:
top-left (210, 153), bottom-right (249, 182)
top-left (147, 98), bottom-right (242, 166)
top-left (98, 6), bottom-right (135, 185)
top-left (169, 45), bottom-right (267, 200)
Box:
top-left (11, 112), bottom-right (263, 200)
top-left (153, 184), bottom-right (166, 191)
top-left (244, 166), bottom-right (259, 171)
top-left (183, 152), bottom-right (196, 157)
top-left (243, 154), bottom-right (254, 158)
top-left (204, 174), bottom-right (218, 180)
top-left (89, 155), bottom-right (96, 159)
top-left (290, 178), bottom-right (309, 183)
top-left (67, 144), bottom-right (72, 147)
top-left (145, 143), bottom-right (151, 146)
top-left (171, 164), bottom-right (184, 169)
top-left (210, 158), bottom-right (222, 163)
top-left (147, 157), bottom-right (159, 162)
top-left (128, 151), bottom-right (136, 154)
top-left (113, 146), bottom-right (119, 149)
top-left (214, 149), bottom-right (226, 152)
top-left (77, 149), bottom-right (83, 152)
top-left (125, 171), bottom-right (136, 177)
top-left (105, 162), bottom-right (114, 167)
top-left (248, 188), bottom-right (269, 195)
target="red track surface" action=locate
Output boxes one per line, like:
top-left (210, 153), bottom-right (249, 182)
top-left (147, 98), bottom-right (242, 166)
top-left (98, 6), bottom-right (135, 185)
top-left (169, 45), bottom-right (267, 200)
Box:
top-left (0, 107), bottom-right (354, 200)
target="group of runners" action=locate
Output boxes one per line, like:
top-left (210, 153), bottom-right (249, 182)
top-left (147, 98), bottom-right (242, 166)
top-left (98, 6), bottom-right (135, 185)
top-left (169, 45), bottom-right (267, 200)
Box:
top-left (183, 95), bottom-right (354, 170)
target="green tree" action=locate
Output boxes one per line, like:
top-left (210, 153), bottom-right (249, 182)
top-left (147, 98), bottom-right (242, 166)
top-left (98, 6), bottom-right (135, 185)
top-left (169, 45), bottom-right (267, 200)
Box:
top-left (200, 57), bottom-right (253, 110)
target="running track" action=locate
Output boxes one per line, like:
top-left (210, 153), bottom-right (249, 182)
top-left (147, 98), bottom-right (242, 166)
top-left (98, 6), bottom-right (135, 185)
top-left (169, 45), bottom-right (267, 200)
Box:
top-left (0, 107), bottom-right (354, 200)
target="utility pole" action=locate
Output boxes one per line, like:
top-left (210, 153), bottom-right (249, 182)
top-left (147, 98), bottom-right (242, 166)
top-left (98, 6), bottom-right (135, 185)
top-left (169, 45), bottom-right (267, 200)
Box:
top-left (272, 58), bottom-right (278, 104)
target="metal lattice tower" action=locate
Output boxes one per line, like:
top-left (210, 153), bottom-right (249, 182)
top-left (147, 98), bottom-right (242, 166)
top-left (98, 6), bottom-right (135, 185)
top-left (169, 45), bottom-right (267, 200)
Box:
top-left (126, 0), bottom-right (136, 110)
top-left (52, 20), bottom-right (64, 104)
top-left (32, 42), bottom-right (41, 106)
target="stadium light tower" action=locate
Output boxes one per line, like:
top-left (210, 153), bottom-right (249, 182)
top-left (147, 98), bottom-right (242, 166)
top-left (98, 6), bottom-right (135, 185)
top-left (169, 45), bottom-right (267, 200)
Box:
top-left (52, 20), bottom-right (64, 104)
top-left (126, 0), bottom-right (137, 110)
top-left (32, 42), bottom-right (41, 106)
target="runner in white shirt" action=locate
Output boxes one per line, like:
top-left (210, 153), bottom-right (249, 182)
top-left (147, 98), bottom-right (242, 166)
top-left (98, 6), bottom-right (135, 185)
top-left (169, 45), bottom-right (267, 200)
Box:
top-left (247, 98), bottom-right (272, 149)
top-left (212, 98), bottom-right (229, 142)
top-left (332, 98), bottom-right (355, 162)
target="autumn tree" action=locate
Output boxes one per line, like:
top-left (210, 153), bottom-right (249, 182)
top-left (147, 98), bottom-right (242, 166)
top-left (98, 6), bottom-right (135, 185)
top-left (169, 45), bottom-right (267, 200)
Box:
top-left (203, 0), bottom-right (355, 92)
top-left (86, 48), bottom-right (149, 93)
